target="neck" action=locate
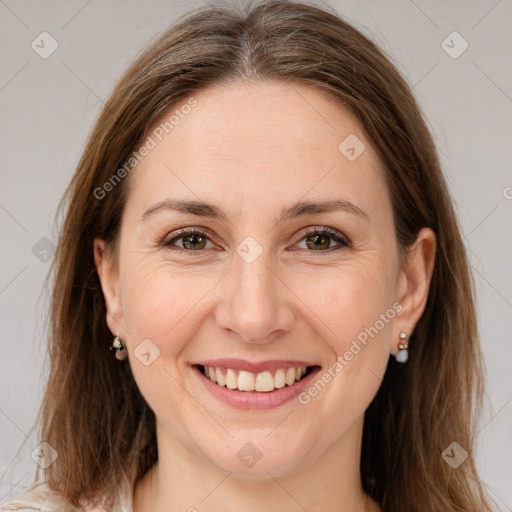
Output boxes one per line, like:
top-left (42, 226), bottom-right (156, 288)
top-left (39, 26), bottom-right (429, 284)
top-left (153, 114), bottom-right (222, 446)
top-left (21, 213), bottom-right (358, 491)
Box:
top-left (133, 416), bottom-right (380, 512)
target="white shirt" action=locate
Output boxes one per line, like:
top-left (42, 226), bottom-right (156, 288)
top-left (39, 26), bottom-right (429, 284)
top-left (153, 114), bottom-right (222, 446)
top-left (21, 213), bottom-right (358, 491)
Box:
top-left (0, 482), bottom-right (132, 512)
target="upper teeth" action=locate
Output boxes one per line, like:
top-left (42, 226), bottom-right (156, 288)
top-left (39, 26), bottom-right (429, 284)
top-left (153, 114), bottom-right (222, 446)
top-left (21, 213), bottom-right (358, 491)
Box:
top-left (202, 366), bottom-right (308, 392)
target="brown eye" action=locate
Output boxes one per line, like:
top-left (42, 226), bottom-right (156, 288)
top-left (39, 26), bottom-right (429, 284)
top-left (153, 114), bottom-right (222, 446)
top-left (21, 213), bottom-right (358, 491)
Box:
top-left (305, 233), bottom-right (331, 250)
top-left (162, 226), bottom-right (349, 254)
top-left (163, 229), bottom-right (214, 251)
top-left (295, 227), bottom-right (350, 252)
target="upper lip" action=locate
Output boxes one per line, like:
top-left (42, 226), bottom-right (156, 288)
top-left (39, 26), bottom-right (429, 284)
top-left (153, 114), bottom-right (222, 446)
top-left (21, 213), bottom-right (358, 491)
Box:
top-left (192, 358), bottom-right (319, 373)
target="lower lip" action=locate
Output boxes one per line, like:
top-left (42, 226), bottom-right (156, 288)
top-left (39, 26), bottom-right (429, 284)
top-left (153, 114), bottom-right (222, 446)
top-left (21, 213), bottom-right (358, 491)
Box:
top-left (192, 365), bottom-right (322, 410)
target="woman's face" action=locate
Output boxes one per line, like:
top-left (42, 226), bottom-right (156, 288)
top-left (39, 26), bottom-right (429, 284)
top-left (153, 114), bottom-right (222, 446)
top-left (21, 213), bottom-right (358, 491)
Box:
top-left (95, 80), bottom-right (429, 477)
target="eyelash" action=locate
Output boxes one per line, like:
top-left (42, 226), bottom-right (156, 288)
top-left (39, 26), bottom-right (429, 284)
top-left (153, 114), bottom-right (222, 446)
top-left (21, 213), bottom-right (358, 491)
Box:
top-left (161, 226), bottom-right (351, 254)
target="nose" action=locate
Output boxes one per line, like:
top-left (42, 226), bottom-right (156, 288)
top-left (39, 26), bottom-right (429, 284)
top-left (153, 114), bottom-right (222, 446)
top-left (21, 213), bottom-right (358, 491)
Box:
top-left (214, 248), bottom-right (296, 344)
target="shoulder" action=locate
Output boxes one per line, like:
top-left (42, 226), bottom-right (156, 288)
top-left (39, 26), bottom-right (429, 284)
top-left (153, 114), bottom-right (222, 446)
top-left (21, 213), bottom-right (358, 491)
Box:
top-left (0, 482), bottom-right (102, 512)
top-left (0, 481), bottom-right (127, 512)
top-left (0, 482), bottom-right (52, 511)
top-left (0, 482), bottom-right (132, 512)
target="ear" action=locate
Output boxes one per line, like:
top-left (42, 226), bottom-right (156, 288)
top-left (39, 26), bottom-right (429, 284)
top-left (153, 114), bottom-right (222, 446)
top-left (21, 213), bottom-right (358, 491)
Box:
top-left (393, 227), bottom-right (436, 353)
top-left (94, 238), bottom-right (125, 338)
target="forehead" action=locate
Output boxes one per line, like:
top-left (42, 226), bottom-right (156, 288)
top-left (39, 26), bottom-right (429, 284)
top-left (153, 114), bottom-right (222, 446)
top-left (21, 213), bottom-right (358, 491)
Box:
top-left (126, 80), bottom-right (389, 220)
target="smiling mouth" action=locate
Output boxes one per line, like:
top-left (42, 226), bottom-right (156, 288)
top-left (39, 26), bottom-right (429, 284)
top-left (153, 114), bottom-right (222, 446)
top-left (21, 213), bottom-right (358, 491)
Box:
top-left (194, 364), bottom-right (319, 393)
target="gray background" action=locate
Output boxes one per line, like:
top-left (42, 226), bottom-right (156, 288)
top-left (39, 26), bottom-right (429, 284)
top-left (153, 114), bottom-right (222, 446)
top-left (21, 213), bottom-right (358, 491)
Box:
top-left (1, 0), bottom-right (511, 509)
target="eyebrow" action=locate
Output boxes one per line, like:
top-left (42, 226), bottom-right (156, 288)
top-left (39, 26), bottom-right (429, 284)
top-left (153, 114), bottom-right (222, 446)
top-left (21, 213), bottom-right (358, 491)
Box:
top-left (140, 198), bottom-right (369, 223)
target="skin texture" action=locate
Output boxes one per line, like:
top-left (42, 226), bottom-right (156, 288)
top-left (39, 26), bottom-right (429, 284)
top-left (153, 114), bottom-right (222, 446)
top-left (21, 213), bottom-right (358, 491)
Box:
top-left (94, 80), bottom-right (436, 512)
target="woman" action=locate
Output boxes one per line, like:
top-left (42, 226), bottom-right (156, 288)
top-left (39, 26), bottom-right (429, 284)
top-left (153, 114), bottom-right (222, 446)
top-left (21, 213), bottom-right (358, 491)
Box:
top-left (0, 0), bottom-right (495, 511)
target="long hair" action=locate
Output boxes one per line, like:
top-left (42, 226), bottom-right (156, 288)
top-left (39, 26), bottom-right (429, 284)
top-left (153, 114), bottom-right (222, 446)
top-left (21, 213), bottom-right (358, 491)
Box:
top-left (26, 1), bottom-right (494, 510)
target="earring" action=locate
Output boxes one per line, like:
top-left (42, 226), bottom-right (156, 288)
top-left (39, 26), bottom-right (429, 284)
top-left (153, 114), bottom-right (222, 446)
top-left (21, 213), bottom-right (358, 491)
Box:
top-left (110, 332), bottom-right (128, 361)
top-left (393, 331), bottom-right (409, 363)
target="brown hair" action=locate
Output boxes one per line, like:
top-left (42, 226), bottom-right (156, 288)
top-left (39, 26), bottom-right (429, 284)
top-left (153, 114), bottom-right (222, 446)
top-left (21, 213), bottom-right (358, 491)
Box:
top-left (24, 0), bottom-right (494, 510)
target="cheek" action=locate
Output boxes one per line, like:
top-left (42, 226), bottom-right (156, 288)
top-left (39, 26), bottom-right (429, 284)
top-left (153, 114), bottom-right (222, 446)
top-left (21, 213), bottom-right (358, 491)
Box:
top-left (302, 258), bottom-right (396, 343)
top-left (119, 262), bottom-right (207, 423)
top-left (119, 258), bottom-right (219, 356)
top-left (299, 257), bottom-right (396, 399)
top-left (295, 269), bottom-right (395, 434)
